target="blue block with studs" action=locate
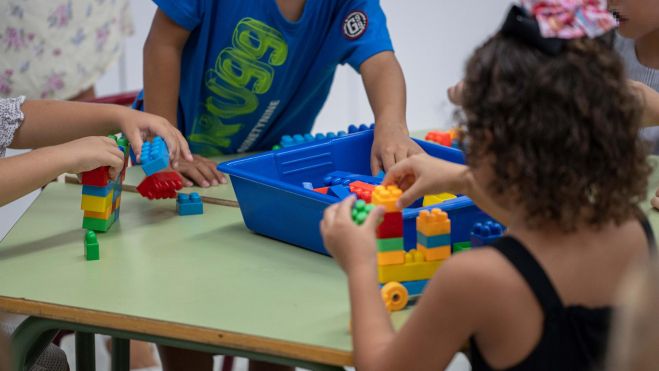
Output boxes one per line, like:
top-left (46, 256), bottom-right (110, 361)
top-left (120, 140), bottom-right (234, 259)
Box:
top-left (470, 221), bottom-right (505, 248)
top-left (177, 192), bottom-right (204, 216)
top-left (141, 136), bottom-right (169, 176)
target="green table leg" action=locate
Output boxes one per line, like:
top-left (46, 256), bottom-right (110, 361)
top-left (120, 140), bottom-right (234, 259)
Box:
top-left (75, 332), bottom-right (96, 371)
top-left (111, 338), bottom-right (130, 371)
top-left (10, 316), bottom-right (345, 371)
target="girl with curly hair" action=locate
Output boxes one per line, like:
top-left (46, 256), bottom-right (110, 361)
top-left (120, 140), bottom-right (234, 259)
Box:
top-left (320, 1), bottom-right (655, 370)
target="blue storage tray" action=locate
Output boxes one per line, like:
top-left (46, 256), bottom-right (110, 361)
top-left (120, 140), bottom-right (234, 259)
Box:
top-left (218, 131), bottom-right (495, 255)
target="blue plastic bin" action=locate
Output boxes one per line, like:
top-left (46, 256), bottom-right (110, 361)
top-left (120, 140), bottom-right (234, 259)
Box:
top-left (218, 131), bottom-right (495, 255)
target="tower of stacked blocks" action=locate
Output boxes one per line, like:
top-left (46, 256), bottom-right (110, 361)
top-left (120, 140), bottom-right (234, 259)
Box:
top-left (80, 135), bottom-right (129, 232)
top-left (416, 209), bottom-right (451, 261)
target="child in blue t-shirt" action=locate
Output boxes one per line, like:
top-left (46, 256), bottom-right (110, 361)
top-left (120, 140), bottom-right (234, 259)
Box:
top-left (141, 0), bottom-right (423, 188)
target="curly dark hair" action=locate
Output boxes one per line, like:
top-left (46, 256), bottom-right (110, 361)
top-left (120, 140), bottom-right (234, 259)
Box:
top-left (460, 32), bottom-right (650, 231)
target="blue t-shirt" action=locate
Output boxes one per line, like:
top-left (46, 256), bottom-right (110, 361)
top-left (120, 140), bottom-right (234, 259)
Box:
top-left (151, 0), bottom-right (393, 155)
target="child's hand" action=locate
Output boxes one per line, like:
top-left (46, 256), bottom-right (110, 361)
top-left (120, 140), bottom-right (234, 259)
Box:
top-left (57, 137), bottom-right (126, 178)
top-left (175, 154), bottom-right (226, 188)
top-left (447, 80), bottom-right (465, 106)
top-left (383, 153), bottom-right (470, 208)
top-left (320, 196), bottom-right (385, 275)
top-left (115, 107), bottom-right (193, 168)
top-left (371, 124), bottom-right (425, 175)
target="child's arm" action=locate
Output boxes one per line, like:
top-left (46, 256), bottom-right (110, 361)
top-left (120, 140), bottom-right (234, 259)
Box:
top-left (360, 52), bottom-right (425, 175)
top-left (382, 154), bottom-right (512, 225)
top-left (143, 10), bottom-right (225, 188)
top-left (321, 197), bottom-right (494, 370)
top-left (630, 80), bottom-right (659, 126)
top-left (0, 137), bottom-right (124, 206)
top-left (12, 100), bottom-right (193, 166)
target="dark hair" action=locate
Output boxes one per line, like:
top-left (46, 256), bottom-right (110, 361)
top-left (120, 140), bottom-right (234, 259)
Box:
top-left (460, 32), bottom-right (650, 231)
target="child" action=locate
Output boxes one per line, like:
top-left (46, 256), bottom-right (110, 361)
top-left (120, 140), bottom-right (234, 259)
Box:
top-left (606, 258), bottom-right (659, 371)
top-left (141, 0), bottom-right (423, 188)
top-left (320, 1), bottom-right (655, 370)
top-left (0, 96), bottom-right (192, 206)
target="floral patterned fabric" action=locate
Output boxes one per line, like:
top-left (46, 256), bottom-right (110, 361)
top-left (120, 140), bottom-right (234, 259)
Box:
top-left (0, 0), bottom-right (134, 100)
top-left (0, 96), bottom-right (25, 158)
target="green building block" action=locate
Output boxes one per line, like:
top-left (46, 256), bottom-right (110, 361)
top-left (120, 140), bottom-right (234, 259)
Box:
top-left (82, 216), bottom-right (114, 232)
top-left (376, 237), bottom-right (404, 252)
top-left (84, 230), bottom-right (100, 261)
top-left (351, 200), bottom-right (375, 225)
top-left (453, 241), bottom-right (472, 253)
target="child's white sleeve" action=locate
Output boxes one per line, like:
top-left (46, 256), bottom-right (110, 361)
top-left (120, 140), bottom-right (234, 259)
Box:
top-left (0, 96), bottom-right (25, 158)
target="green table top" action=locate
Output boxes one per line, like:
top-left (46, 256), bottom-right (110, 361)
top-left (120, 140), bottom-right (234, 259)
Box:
top-left (0, 183), bottom-right (411, 366)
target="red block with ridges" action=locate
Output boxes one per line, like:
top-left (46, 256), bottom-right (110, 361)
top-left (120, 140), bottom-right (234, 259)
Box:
top-left (314, 187), bottom-right (329, 195)
top-left (81, 167), bottom-right (110, 187)
top-left (349, 181), bottom-right (375, 202)
top-left (425, 131), bottom-right (451, 146)
top-left (376, 211), bottom-right (403, 238)
top-left (137, 171), bottom-right (183, 200)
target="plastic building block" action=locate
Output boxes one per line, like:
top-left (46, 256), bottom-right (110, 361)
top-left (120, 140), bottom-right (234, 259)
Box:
top-left (84, 230), bottom-right (99, 261)
top-left (376, 212), bottom-right (403, 239)
top-left (470, 221), bottom-right (505, 247)
top-left (417, 244), bottom-right (451, 261)
top-left (416, 233), bottom-right (451, 248)
top-left (351, 200), bottom-right (374, 225)
top-left (302, 182), bottom-right (314, 190)
top-left (137, 171), bottom-right (183, 200)
top-left (400, 279), bottom-right (430, 297)
top-left (453, 241), bottom-right (472, 253)
top-left (349, 181), bottom-right (375, 203)
top-left (376, 170), bottom-right (385, 179)
top-left (82, 183), bottom-right (114, 197)
top-left (347, 123), bottom-right (375, 134)
top-left (416, 208), bottom-right (451, 236)
top-left (81, 192), bottom-right (114, 213)
top-left (381, 282), bottom-right (408, 312)
top-left (425, 131), bottom-right (452, 146)
top-left (323, 171), bottom-right (382, 187)
top-left (422, 193), bottom-right (457, 207)
top-left (81, 167), bottom-right (110, 187)
top-left (177, 192), bottom-right (204, 216)
top-left (376, 237), bottom-right (404, 252)
top-left (371, 185), bottom-right (402, 213)
top-left (141, 136), bottom-right (169, 176)
top-left (84, 206), bottom-right (113, 220)
top-left (377, 250), bottom-right (443, 283)
top-left (313, 187), bottom-right (329, 195)
top-left (83, 216), bottom-right (114, 232)
top-left (328, 185), bottom-right (352, 200)
top-left (377, 250), bottom-right (405, 266)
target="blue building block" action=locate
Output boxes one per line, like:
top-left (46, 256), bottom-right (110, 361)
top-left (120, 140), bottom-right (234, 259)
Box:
top-left (416, 232), bottom-right (451, 247)
top-left (347, 123), bottom-right (375, 134)
top-left (328, 185), bottom-right (352, 200)
top-left (82, 183), bottom-right (115, 197)
top-left (302, 182), bottom-right (314, 190)
top-left (177, 192), bottom-right (204, 216)
top-left (470, 221), bottom-right (505, 247)
top-left (375, 170), bottom-right (385, 179)
top-left (323, 171), bottom-right (382, 187)
top-left (141, 136), bottom-right (169, 176)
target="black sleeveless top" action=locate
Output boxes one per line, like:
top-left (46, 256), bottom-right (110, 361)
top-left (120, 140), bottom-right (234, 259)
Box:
top-left (469, 213), bottom-right (656, 371)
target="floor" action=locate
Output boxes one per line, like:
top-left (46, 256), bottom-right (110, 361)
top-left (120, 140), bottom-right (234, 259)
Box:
top-left (59, 334), bottom-right (472, 371)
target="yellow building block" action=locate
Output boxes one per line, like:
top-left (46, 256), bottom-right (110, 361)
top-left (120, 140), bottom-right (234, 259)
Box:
top-left (114, 196), bottom-right (121, 211)
top-left (377, 250), bottom-right (443, 283)
top-left (377, 250), bottom-right (405, 266)
top-left (417, 244), bottom-right (451, 261)
top-left (371, 185), bottom-right (402, 213)
top-left (422, 193), bottom-right (457, 207)
top-left (84, 205), bottom-right (113, 220)
top-left (81, 191), bottom-right (114, 213)
top-left (416, 208), bottom-right (451, 236)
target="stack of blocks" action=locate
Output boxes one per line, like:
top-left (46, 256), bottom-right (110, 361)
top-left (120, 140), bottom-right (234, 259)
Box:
top-left (416, 209), bottom-right (451, 261)
top-left (81, 135), bottom-right (129, 232)
top-left (372, 186), bottom-right (406, 270)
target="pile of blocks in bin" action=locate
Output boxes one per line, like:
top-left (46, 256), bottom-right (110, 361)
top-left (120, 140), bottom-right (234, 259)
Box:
top-left (273, 123), bottom-right (375, 150)
top-left (425, 128), bottom-right (461, 149)
top-left (350, 184), bottom-right (506, 311)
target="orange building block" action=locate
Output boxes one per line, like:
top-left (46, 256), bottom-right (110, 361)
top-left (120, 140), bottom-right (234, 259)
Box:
top-left (371, 185), bottom-right (402, 213)
top-left (417, 208), bottom-right (451, 236)
top-left (417, 244), bottom-right (451, 261)
top-left (425, 131), bottom-right (451, 146)
top-left (377, 250), bottom-right (405, 266)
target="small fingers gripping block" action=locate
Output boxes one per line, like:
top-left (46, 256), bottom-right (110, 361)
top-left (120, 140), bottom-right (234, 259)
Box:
top-left (141, 136), bottom-right (169, 176)
top-left (371, 185), bottom-right (402, 213)
top-left (137, 171), bottom-right (183, 200)
top-left (351, 200), bottom-right (375, 225)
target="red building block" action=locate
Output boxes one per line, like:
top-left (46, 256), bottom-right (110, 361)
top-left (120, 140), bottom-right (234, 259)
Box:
top-left (81, 167), bottom-right (110, 187)
top-left (349, 181), bottom-right (375, 203)
top-left (313, 187), bottom-right (329, 195)
top-left (425, 131), bottom-right (452, 146)
top-left (376, 211), bottom-right (403, 239)
top-left (137, 171), bottom-right (183, 200)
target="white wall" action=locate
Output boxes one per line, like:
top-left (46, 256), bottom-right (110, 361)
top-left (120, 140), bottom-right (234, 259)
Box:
top-left (96, 0), bottom-right (512, 132)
